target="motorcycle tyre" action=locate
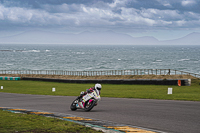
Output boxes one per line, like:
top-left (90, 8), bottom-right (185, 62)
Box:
top-left (84, 100), bottom-right (96, 112)
top-left (70, 98), bottom-right (78, 111)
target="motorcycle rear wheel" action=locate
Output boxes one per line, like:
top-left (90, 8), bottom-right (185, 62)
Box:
top-left (84, 100), bottom-right (96, 112)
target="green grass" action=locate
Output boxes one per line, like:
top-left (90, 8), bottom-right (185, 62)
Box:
top-left (0, 79), bottom-right (200, 101)
top-left (0, 80), bottom-right (199, 132)
top-left (0, 110), bottom-right (102, 133)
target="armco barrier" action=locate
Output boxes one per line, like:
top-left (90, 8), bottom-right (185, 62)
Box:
top-left (0, 76), bottom-right (20, 80)
top-left (22, 77), bottom-right (190, 86)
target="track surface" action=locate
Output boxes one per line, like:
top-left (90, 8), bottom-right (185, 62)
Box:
top-left (0, 92), bottom-right (200, 133)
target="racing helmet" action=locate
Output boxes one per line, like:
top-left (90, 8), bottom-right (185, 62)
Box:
top-left (95, 83), bottom-right (102, 91)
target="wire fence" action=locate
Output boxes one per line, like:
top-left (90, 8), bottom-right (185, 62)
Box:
top-left (0, 69), bottom-right (199, 78)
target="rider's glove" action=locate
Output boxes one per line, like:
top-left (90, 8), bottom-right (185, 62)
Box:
top-left (86, 89), bottom-right (90, 93)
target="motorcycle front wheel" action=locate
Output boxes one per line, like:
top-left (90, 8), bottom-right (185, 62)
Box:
top-left (70, 98), bottom-right (78, 111)
top-left (84, 100), bottom-right (96, 112)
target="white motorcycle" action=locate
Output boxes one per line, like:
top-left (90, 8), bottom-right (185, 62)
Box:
top-left (70, 88), bottom-right (101, 111)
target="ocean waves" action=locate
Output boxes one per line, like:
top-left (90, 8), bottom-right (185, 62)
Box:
top-left (0, 44), bottom-right (200, 74)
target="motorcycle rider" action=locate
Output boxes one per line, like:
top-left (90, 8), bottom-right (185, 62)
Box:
top-left (70, 83), bottom-right (102, 111)
top-left (78, 83), bottom-right (102, 100)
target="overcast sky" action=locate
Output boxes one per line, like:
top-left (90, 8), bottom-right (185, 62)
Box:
top-left (0, 0), bottom-right (200, 40)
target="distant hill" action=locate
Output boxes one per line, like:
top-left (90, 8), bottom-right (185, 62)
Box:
top-left (0, 30), bottom-right (199, 45)
top-left (162, 32), bottom-right (200, 45)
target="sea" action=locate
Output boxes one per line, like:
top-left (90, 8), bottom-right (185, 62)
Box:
top-left (0, 44), bottom-right (200, 75)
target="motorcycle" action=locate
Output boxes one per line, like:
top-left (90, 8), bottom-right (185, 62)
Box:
top-left (70, 88), bottom-right (101, 111)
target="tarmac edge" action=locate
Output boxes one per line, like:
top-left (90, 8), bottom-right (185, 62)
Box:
top-left (0, 107), bottom-right (165, 133)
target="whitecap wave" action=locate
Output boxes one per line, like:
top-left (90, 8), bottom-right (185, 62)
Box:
top-left (6, 63), bottom-right (13, 66)
top-left (73, 52), bottom-right (85, 55)
top-left (152, 60), bottom-right (162, 63)
top-left (22, 50), bottom-right (40, 53)
top-left (178, 59), bottom-right (190, 61)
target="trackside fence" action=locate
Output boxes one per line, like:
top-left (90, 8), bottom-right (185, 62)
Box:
top-left (0, 69), bottom-right (199, 78)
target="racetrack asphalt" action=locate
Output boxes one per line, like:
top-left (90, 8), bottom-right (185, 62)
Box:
top-left (0, 92), bottom-right (200, 133)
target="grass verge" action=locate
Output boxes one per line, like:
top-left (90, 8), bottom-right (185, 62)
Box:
top-left (0, 79), bottom-right (200, 101)
top-left (0, 110), bottom-right (102, 133)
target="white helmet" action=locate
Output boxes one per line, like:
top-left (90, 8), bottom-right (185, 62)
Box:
top-left (95, 83), bottom-right (102, 90)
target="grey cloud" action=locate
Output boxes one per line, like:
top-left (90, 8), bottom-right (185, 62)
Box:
top-left (159, 0), bottom-right (200, 14)
top-left (0, 0), bottom-right (200, 32)
top-left (124, 0), bottom-right (200, 14)
top-left (125, 0), bottom-right (168, 10)
top-left (41, 3), bottom-right (82, 13)
top-left (0, 0), bottom-right (114, 9)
